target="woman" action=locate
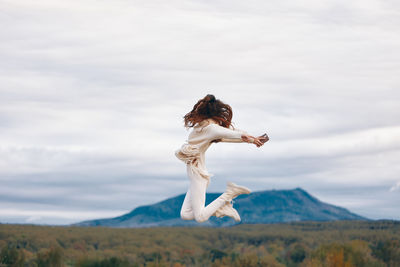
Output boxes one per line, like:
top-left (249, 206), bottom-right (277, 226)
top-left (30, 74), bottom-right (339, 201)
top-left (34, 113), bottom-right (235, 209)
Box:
top-left (175, 94), bottom-right (269, 223)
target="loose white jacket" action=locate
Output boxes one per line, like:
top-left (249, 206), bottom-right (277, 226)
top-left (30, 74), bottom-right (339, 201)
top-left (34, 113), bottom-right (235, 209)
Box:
top-left (175, 119), bottom-right (249, 185)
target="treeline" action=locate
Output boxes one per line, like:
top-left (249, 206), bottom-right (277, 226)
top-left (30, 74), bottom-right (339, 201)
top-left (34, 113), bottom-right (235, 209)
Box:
top-left (0, 220), bottom-right (399, 266)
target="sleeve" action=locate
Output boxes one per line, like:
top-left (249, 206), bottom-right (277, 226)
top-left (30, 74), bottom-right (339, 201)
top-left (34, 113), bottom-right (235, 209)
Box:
top-left (206, 123), bottom-right (248, 143)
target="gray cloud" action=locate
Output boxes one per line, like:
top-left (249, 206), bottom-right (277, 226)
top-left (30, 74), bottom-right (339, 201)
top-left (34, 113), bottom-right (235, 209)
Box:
top-left (0, 0), bottom-right (399, 224)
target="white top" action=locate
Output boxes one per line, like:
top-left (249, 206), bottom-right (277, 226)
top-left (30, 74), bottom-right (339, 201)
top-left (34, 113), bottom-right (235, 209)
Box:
top-left (175, 118), bottom-right (249, 185)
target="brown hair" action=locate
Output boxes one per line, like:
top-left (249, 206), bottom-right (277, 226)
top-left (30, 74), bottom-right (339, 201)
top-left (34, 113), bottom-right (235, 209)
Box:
top-left (183, 94), bottom-right (236, 130)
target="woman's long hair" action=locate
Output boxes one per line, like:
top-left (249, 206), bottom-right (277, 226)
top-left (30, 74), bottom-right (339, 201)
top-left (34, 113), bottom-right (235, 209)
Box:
top-left (183, 94), bottom-right (236, 130)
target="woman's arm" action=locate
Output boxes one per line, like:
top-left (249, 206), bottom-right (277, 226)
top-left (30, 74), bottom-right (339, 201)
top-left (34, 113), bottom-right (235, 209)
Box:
top-left (206, 123), bottom-right (263, 146)
top-left (206, 123), bottom-right (244, 142)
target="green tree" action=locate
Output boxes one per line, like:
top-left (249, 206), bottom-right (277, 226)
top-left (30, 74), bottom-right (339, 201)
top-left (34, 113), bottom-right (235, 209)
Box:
top-left (36, 245), bottom-right (64, 267)
top-left (0, 245), bottom-right (25, 267)
top-left (76, 257), bottom-right (131, 267)
top-left (371, 239), bottom-right (400, 266)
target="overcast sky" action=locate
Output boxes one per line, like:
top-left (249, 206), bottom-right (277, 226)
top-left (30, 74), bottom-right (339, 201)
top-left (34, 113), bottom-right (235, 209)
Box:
top-left (1, 0), bottom-right (399, 225)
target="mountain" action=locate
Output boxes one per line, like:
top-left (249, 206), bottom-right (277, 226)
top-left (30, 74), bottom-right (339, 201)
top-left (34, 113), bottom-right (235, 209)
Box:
top-left (73, 188), bottom-right (367, 227)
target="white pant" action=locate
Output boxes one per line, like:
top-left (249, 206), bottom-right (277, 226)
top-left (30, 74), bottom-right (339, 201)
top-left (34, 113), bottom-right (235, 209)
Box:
top-left (180, 164), bottom-right (227, 223)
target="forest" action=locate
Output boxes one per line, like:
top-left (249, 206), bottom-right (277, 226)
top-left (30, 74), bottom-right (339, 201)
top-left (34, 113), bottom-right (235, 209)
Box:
top-left (0, 220), bottom-right (399, 267)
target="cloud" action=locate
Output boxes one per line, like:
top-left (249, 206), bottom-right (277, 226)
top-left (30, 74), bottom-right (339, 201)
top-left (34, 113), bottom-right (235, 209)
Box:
top-left (390, 181), bottom-right (400, 192)
top-left (0, 0), bottom-right (399, 224)
top-left (0, 208), bottom-right (127, 225)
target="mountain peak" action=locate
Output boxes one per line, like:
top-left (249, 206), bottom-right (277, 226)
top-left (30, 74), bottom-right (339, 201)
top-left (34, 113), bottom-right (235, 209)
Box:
top-left (74, 188), bottom-right (368, 228)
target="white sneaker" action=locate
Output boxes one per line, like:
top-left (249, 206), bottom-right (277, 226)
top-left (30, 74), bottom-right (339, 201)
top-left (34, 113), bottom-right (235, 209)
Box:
top-left (221, 182), bottom-right (251, 202)
top-left (215, 202), bottom-right (241, 222)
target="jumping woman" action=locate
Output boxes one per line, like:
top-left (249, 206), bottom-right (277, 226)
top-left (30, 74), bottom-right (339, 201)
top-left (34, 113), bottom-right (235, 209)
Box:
top-left (175, 94), bottom-right (269, 223)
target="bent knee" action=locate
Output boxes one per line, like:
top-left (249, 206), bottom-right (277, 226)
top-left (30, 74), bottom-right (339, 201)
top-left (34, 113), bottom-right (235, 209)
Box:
top-left (180, 211), bottom-right (194, 221)
top-left (194, 214), bottom-right (207, 223)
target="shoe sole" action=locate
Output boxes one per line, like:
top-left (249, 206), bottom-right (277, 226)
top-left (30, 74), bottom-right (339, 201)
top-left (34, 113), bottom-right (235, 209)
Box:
top-left (227, 182), bottom-right (251, 195)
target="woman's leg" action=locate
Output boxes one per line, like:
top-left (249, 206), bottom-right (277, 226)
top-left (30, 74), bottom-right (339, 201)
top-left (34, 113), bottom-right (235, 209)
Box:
top-left (188, 166), bottom-right (228, 223)
top-left (180, 188), bottom-right (194, 220)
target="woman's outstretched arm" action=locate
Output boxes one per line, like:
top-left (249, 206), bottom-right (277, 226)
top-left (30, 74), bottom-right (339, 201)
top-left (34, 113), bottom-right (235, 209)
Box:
top-left (206, 123), bottom-right (266, 147)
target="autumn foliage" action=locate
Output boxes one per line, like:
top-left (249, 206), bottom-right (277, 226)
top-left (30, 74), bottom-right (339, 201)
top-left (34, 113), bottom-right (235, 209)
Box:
top-left (0, 220), bottom-right (399, 267)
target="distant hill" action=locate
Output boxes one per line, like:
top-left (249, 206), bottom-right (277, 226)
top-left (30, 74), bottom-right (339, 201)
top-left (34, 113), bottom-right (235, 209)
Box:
top-left (73, 188), bottom-right (368, 227)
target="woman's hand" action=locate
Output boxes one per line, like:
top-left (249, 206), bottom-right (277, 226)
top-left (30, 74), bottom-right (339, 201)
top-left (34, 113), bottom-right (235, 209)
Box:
top-left (241, 134), bottom-right (266, 147)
